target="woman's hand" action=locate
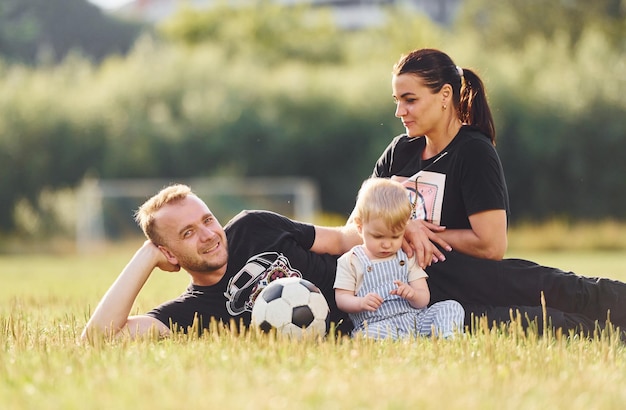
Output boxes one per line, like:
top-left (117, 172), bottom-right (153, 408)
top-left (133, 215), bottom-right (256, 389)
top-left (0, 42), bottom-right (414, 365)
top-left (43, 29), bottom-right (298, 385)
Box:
top-left (402, 219), bottom-right (452, 269)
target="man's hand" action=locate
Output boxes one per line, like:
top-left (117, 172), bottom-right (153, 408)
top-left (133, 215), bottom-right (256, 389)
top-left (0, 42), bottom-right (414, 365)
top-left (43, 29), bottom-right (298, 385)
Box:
top-left (149, 241), bottom-right (181, 273)
top-left (402, 220), bottom-right (452, 269)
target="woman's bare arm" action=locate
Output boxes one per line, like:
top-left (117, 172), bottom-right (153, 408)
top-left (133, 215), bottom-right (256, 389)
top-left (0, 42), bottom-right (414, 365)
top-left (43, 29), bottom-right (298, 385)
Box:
top-left (434, 209), bottom-right (507, 260)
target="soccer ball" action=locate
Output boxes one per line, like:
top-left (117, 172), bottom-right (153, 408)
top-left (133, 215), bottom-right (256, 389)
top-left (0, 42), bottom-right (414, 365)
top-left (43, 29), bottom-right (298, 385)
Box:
top-left (251, 277), bottom-right (330, 339)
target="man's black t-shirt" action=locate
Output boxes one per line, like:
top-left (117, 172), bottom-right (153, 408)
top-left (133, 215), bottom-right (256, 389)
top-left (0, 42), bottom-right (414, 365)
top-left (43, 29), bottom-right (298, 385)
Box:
top-left (146, 210), bottom-right (351, 334)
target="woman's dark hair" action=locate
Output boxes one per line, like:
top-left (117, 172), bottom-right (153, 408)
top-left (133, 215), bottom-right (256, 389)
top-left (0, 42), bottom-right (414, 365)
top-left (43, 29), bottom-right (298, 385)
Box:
top-left (392, 48), bottom-right (496, 145)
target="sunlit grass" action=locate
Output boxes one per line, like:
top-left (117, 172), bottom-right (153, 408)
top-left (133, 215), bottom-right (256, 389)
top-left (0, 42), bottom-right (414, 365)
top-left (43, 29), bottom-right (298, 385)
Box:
top-left (3, 308), bottom-right (626, 409)
top-left (508, 219), bottom-right (626, 252)
top-left (2, 225), bottom-right (626, 409)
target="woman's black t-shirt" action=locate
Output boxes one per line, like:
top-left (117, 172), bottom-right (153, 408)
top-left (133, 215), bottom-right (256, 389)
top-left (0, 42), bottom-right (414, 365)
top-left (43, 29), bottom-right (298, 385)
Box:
top-left (372, 125), bottom-right (510, 228)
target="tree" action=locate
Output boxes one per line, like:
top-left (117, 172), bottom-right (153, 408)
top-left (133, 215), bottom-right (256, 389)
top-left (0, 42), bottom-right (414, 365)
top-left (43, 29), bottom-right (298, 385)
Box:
top-left (158, 0), bottom-right (345, 65)
top-left (457, 0), bottom-right (626, 51)
top-left (0, 59), bottom-right (107, 232)
top-left (0, 0), bottom-right (144, 64)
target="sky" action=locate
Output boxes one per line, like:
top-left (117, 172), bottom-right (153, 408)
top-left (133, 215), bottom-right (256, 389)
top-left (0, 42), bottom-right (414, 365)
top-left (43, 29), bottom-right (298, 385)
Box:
top-left (87, 0), bottom-right (133, 10)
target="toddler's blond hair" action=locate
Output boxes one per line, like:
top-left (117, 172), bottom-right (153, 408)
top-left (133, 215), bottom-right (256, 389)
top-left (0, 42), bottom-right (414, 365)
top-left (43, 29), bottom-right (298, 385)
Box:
top-left (352, 178), bottom-right (412, 233)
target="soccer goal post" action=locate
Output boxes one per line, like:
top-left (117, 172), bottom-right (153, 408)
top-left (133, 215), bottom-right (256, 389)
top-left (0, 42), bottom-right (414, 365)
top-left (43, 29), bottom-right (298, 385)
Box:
top-left (76, 176), bottom-right (320, 252)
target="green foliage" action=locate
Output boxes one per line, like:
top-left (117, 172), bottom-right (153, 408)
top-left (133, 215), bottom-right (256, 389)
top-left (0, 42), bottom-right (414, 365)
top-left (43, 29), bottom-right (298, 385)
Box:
top-left (87, 34), bottom-right (404, 214)
top-left (0, 1), bottom-right (40, 62)
top-left (1, 1), bottom-right (626, 235)
top-left (0, 58), bottom-right (106, 231)
top-left (0, 0), bottom-right (143, 64)
top-left (159, 0), bottom-right (345, 65)
top-left (458, 0), bottom-right (626, 51)
top-left (481, 30), bottom-right (626, 221)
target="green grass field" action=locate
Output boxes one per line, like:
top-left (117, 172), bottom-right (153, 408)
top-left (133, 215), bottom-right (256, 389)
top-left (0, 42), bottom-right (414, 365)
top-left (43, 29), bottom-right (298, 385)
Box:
top-left (2, 243), bottom-right (626, 409)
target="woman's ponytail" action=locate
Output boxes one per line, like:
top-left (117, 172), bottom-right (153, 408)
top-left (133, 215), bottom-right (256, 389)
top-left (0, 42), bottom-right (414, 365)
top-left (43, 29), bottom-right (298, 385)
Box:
top-left (459, 68), bottom-right (496, 145)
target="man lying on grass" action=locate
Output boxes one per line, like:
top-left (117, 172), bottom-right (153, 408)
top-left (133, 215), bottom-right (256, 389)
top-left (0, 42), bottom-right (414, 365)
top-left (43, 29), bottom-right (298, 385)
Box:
top-left (82, 183), bottom-right (623, 340)
top-left (82, 183), bottom-right (360, 339)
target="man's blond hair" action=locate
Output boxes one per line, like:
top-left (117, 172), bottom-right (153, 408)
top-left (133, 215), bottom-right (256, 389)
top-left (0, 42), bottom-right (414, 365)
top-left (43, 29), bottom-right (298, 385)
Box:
top-left (353, 178), bottom-right (412, 233)
top-left (134, 184), bottom-right (193, 245)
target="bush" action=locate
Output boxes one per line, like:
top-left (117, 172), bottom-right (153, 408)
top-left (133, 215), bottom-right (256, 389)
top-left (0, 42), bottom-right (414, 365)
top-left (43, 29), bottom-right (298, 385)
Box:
top-left (1, 2), bottom-right (626, 236)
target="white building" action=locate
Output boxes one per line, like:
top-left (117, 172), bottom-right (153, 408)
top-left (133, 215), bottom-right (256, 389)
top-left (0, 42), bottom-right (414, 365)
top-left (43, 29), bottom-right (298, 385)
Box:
top-left (110, 0), bottom-right (461, 28)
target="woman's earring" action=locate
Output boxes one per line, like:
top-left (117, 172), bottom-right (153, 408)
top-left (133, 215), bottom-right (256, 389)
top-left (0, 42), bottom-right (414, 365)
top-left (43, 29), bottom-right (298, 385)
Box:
top-left (442, 104), bottom-right (447, 111)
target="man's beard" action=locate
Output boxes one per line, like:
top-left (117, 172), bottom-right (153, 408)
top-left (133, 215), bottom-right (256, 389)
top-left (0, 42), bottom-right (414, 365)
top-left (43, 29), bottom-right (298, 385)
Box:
top-left (178, 247), bottom-right (228, 273)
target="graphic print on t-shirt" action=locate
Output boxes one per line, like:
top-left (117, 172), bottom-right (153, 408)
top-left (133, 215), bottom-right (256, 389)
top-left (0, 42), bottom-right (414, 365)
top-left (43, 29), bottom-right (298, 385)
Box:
top-left (392, 171), bottom-right (446, 226)
top-left (224, 251), bottom-right (302, 316)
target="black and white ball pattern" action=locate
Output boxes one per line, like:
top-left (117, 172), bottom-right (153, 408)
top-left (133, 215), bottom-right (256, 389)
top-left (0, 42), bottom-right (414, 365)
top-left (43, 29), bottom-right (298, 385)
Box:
top-left (251, 277), bottom-right (330, 339)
